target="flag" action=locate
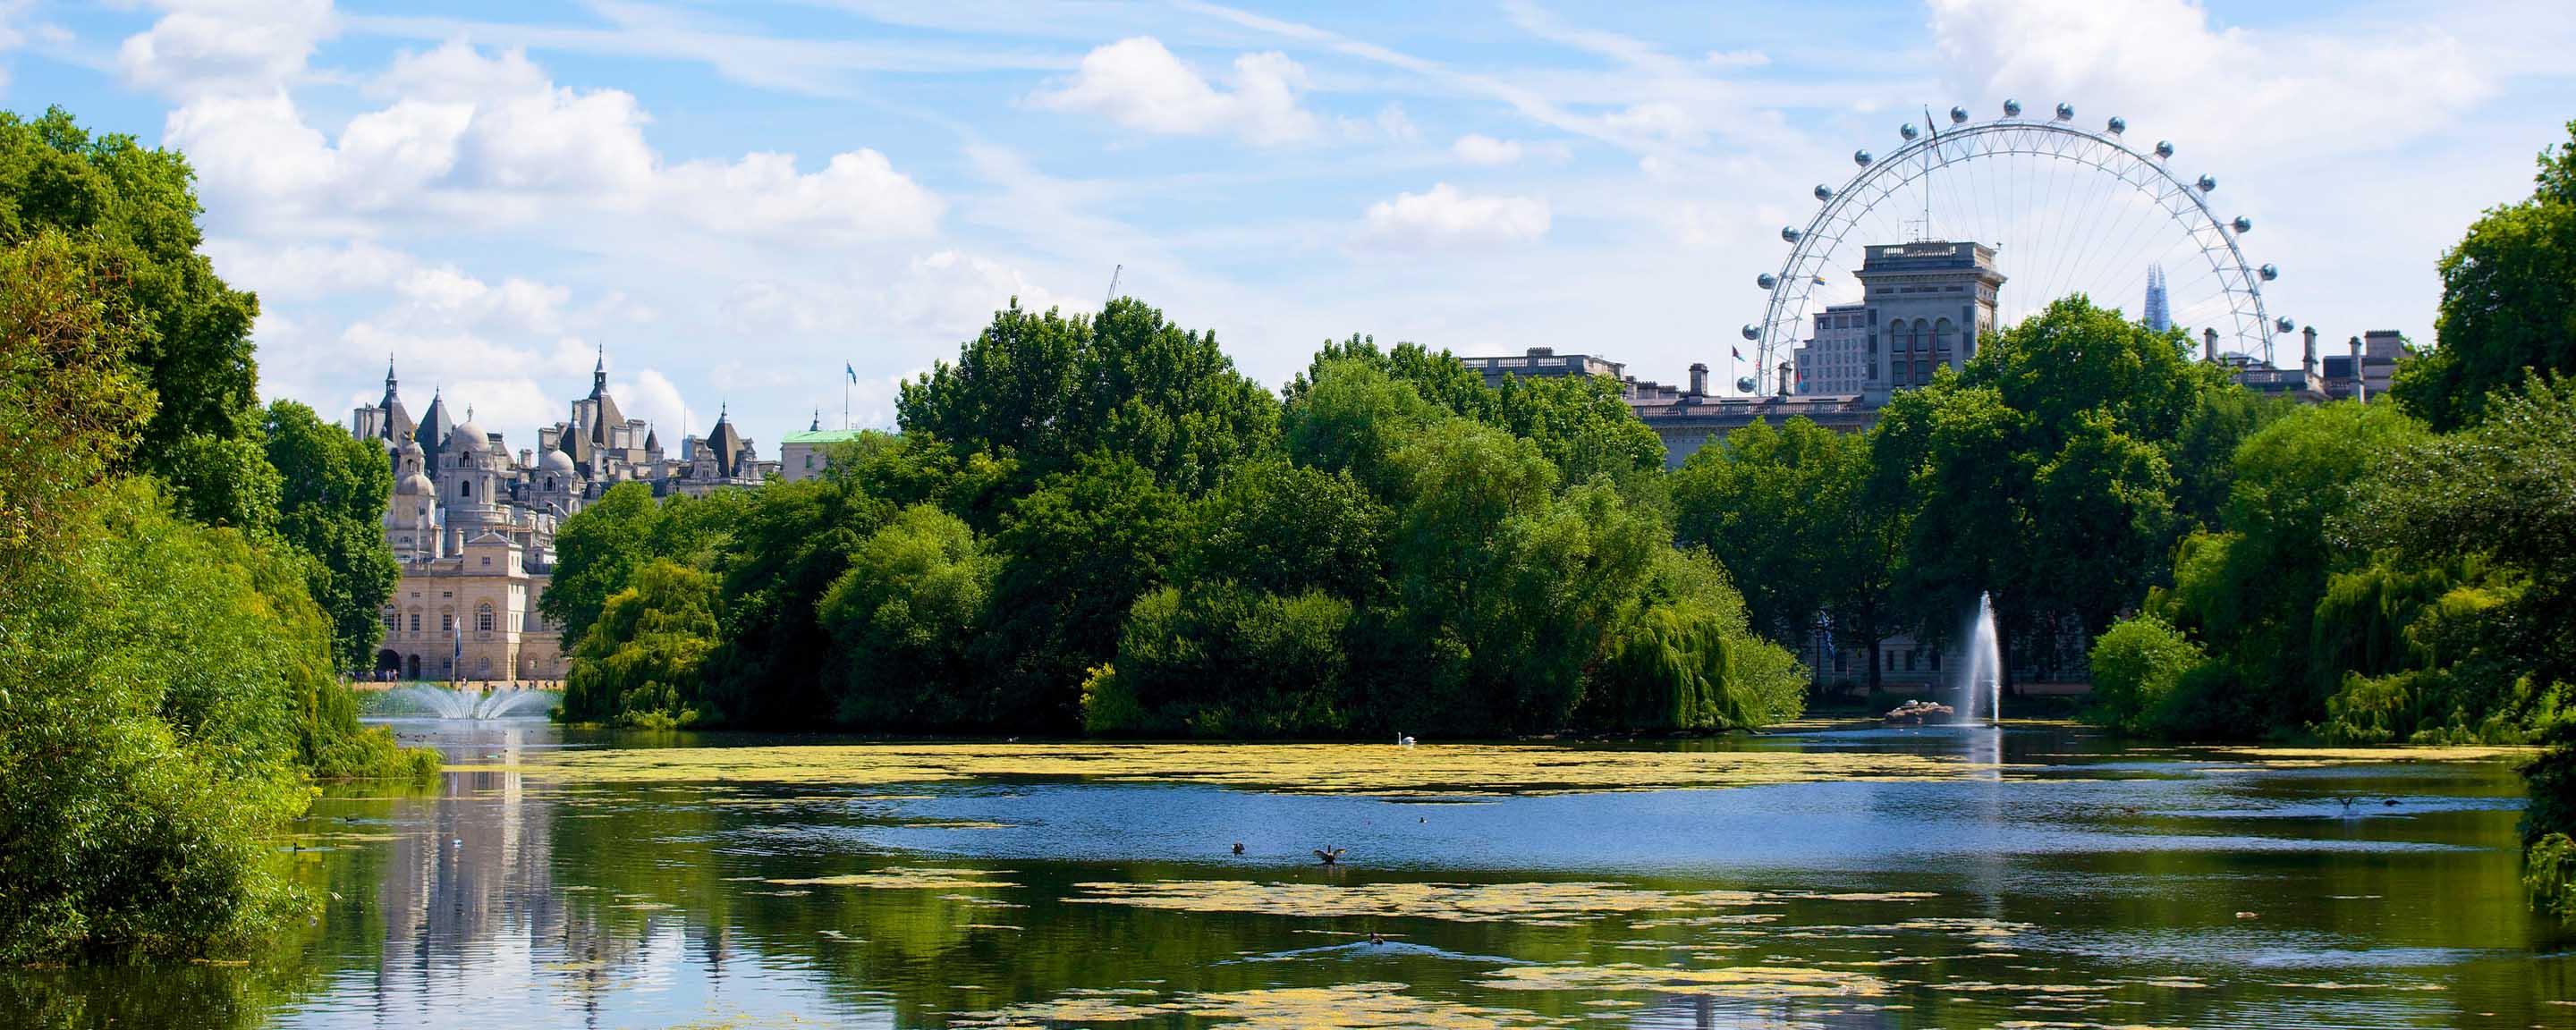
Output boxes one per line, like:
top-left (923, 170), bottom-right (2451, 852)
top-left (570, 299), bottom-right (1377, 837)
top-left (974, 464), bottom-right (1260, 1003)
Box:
top-left (845, 362), bottom-right (858, 384)
top-left (1732, 347), bottom-right (1743, 361)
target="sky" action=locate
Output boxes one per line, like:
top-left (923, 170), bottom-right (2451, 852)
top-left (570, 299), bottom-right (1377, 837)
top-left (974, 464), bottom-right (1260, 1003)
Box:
top-left (2, 0), bottom-right (2571, 454)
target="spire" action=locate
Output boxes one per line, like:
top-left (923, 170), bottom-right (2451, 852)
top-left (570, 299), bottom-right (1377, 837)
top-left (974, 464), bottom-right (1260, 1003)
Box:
top-left (809, 409), bottom-right (821, 433)
top-left (386, 353), bottom-right (398, 391)
top-left (591, 344), bottom-right (608, 396)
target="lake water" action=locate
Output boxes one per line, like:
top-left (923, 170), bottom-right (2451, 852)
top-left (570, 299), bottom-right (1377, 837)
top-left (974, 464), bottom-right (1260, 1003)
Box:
top-left (9, 721), bottom-right (2571, 1029)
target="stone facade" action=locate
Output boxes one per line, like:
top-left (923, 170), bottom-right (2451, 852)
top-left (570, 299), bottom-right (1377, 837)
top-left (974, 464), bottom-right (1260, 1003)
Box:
top-left (1792, 303), bottom-right (1872, 396)
top-left (352, 354), bottom-right (778, 681)
top-left (1854, 241), bottom-right (2004, 402)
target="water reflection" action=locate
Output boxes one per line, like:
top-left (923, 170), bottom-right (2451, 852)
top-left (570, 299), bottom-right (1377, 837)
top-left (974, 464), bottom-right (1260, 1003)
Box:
top-left (9, 721), bottom-right (2572, 1030)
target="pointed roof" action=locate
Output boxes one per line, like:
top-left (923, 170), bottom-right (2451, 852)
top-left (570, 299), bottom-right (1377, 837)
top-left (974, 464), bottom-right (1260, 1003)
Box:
top-left (586, 347), bottom-right (625, 443)
top-left (644, 424), bottom-right (660, 452)
top-left (377, 356), bottom-right (415, 440)
top-left (705, 404), bottom-right (746, 477)
top-left (416, 388), bottom-right (454, 455)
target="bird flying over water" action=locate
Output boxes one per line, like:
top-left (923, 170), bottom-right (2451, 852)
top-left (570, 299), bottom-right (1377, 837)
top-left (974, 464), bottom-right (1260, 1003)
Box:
top-left (1314, 848), bottom-right (1345, 865)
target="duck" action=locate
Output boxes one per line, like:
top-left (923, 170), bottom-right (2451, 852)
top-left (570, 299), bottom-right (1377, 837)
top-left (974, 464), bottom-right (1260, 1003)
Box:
top-left (1232, 841), bottom-right (1245, 855)
top-left (1314, 847), bottom-right (1346, 865)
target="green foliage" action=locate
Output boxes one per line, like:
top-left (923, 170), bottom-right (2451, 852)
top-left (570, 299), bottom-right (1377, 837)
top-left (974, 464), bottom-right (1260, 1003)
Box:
top-left (561, 560), bottom-right (721, 728)
top-left (820, 505), bottom-right (1000, 729)
top-left (0, 483), bottom-right (427, 961)
top-left (979, 456), bottom-right (1185, 730)
top-left (542, 482), bottom-right (743, 647)
top-left (701, 477), bottom-right (894, 725)
top-left (2083, 616), bottom-right (2207, 736)
top-left (261, 400), bottom-right (399, 674)
top-left (1087, 585), bottom-right (1355, 738)
top-left (2394, 120), bottom-right (2576, 430)
top-left (1176, 459), bottom-right (1390, 601)
top-left (1672, 418), bottom-right (1850, 648)
top-left (0, 230), bottom-right (154, 553)
top-left (898, 297), bottom-right (1278, 494)
top-left (0, 108), bottom-right (268, 526)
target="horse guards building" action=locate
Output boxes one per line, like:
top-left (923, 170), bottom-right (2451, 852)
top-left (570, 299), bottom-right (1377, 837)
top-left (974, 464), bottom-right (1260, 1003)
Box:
top-left (349, 353), bottom-right (779, 683)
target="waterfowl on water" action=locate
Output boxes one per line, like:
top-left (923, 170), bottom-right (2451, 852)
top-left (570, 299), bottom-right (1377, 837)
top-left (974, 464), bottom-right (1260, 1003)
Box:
top-left (1232, 842), bottom-right (1244, 855)
top-left (1314, 848), bottom-right (1346, 865)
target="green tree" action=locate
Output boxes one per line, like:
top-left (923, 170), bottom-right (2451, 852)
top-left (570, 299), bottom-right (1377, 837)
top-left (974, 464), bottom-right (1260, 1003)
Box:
top-left (0, 230), bottom-right (154, 553)
top-left (560, 559), bottom-right (721, 728)
top-left (819, 505), bottom-right (1000, 729)
top-left (701, 477), bottom-right (893, 726)
top-left (2394, 121), bottom-right (2576, 431)
top-left (1086, 585), bottom-right (1355, 738)
top-left (2084, 615), bottom-right (2207, 736)
top-left (261, 400), bottom-right (399, 674)
top-left (0, 108), bottom-right (271, 529)
top-left (1671, 418), bottom-right (1845, 652)
top-left (979, 456), bottom-right (1184, 730)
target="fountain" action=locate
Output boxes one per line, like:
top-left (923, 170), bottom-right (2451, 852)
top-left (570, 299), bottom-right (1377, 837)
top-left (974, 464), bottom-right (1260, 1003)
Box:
top-left (382, 684), bottom-right (557, 720)
top-left (1957, 592), bottom-right (2002, 725)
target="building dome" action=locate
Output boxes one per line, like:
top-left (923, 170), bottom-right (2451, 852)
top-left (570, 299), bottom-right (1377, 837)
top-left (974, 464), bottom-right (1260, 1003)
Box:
top-left (450, 421), bottom-right (491, 452)
top-left (395, 471), bottom-right (436, 496)
top-left (539, 446), bottom-right (579, 477)
top-left (397, 434), bottom-right (424, 458)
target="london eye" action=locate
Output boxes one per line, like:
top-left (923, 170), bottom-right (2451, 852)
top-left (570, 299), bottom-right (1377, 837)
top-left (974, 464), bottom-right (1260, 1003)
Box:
top-left (1741, 100), bottom-right (2284, 395)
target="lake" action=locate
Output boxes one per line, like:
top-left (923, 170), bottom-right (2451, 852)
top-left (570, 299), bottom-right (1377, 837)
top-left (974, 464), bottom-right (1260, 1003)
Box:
top-left (9, 720), bottom-right (2569, 1029)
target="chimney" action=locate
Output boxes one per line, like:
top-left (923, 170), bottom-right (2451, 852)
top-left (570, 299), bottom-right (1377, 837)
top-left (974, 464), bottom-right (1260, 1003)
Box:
top-left (2349, 335), bottom-right (2367, 403)
top-left (2202, 327), bottom-right (2217, 363)
top-left (1776, 360), bottom-right (1793, 397)
top-left (1689, 362), bottom-right (1709, 396)
top-left (2301, 325), bottom-right (2318, 374)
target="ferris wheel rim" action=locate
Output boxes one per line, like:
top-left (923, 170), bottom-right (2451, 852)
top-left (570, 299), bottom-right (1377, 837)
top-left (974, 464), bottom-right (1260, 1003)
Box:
top-left (1748, 114), bottom-right (2273, 396)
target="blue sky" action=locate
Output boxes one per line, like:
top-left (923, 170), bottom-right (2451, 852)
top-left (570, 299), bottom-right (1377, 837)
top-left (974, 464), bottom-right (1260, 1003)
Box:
top-left (2, 0), bottom-right (2571, 454)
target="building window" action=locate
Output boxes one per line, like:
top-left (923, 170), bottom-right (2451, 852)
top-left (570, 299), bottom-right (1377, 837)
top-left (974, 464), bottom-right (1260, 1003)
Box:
top-left (409, 612), bottom-right (420, 632)
top-left (461, 481), bottom-right (471, 498)
top-left (440, 612), bottom-right (453, 633)
top-left (1930, 651), bottom-right (1943, 671)
top-left (481, 556), bottom-right (491, 567)
top-left (475, 604), bottom-right (495, 633)
top-left (803, 454), bottom-right (814, 469)
top-left (383, 609), bottom-right (398, 630)
top-left (1904, 651), bottom-right (1917, 672)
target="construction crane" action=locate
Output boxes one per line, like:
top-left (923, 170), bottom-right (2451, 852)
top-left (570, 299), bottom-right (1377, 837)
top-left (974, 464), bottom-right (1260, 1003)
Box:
top-left (1105, 264), bottom-right (1123, 307)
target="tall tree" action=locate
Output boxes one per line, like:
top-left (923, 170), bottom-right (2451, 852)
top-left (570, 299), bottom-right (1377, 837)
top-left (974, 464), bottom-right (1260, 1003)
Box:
top-left (2394, 120), bottom-right (2576, 430)
top-left (261, 400), bottom-right (399, 674)
top-left (0, 108), bottom-right (272, 529)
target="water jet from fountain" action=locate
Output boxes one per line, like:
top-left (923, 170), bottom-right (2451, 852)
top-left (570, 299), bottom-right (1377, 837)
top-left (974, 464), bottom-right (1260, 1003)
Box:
top-left (1957, 592), bottom-right (2002, 726)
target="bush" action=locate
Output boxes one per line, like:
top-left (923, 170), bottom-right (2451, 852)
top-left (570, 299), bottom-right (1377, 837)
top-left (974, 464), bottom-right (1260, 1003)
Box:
top-left (1088, 585), bottom-right (1354, 738)
top-left (560, 559), bottom-right (721, 727)
top-left (2085, 616), bottom-right (2207, 736)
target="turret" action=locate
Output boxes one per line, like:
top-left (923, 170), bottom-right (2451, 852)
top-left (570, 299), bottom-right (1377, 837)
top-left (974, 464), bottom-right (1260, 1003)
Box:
top-left (1688, 362), bottom-right (1708, 396)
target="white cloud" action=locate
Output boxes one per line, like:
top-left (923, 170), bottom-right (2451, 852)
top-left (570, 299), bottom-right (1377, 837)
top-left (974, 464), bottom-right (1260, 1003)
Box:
top-left (1928, 0), bottom-right (2488, 160)
top-left (1361, 183), bottom-right (1550, 249)
top-left (1029, 36), bottom-right (1318, 147)
top-left (201, 237), bottom-right (418, 300)
top-left (118, 0), bottom-right (335, 97)
top-left (1453, 133), bottom-right (1523, 165)
top-left (1602, 102), bottom-right (1700, 146)
top-left (153, 38), bottom-right (941, 243)
top-left (1704, 48), bottom-right (1769, 70)
top-left (611, 368), bottom-right (696, 442)
top-left (663, 149), bottom-right (943, 243)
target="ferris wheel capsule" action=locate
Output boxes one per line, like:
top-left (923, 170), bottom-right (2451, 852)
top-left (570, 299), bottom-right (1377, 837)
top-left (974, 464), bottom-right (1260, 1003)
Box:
top-left (2275, 317), bottom-right (2295, 333)
top-left (1757, 273), bottom-right (1778, 291)
top-left (2003, 99), bottom-right (2021, 117)
top-left (1814, 184), bottom-right (1835, 202)
top-left (2231, 215), bottom-right (2252, 233)
top-left (1950, 106), bottom-right (1970, 124)
top-left (1853, 149), bottom-right (1873, 167)
top-left (2196, 174), bottom-right (2217, 193)
top-left (1735, 376), bottom-right (1758, 393)
top-left (2106, 116), bottom-right (2126, 135)
top-left (2259, 264), bottom-right (2278, 282)
top-left (2155, 140), bottom-right (2174, 159)
top-left (2054, 102), bottom-right (2074, 121)
top-left (1781, 225), bottom-right (1802, 243)
top-left (1900, 122), bottom-right (1919, 141)
top-left (1741, 325), bottom-right (1760, 341)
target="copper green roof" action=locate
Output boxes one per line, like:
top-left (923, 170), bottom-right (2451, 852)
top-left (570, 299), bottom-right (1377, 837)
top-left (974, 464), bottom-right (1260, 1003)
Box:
top-left (781, 429), bottom-right (870, 444)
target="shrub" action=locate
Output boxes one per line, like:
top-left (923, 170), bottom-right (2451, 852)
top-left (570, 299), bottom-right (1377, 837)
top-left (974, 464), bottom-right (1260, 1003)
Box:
top-left (2085, 616), bottom-right (2207, 736)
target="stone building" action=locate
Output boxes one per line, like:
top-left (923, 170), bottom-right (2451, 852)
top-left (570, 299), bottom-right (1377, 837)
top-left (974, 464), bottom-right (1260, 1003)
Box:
top-left (779, 414), bottom-right (868, 483)
top-left (352, 354), bottom-right (778, 681)
top-left (1855, 241), bottom-right (2004, 401)
top-left (1792, 303), bottom-right (1872, 396)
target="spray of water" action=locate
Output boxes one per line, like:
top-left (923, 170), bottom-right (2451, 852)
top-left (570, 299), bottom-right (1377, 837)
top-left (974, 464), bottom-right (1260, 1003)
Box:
top-left (1957, 592), bottom-right (2002, 726)
top-left (384, 685), bottom-right (556, 720)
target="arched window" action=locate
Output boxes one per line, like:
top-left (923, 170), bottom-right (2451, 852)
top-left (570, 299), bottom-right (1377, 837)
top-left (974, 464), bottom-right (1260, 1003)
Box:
top-left (383, 609), bottom-right (399, 631)
top-left (1934, 317), bottom-right (1954, 354)
top-left (475, 603), bottom-right (495, 633)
